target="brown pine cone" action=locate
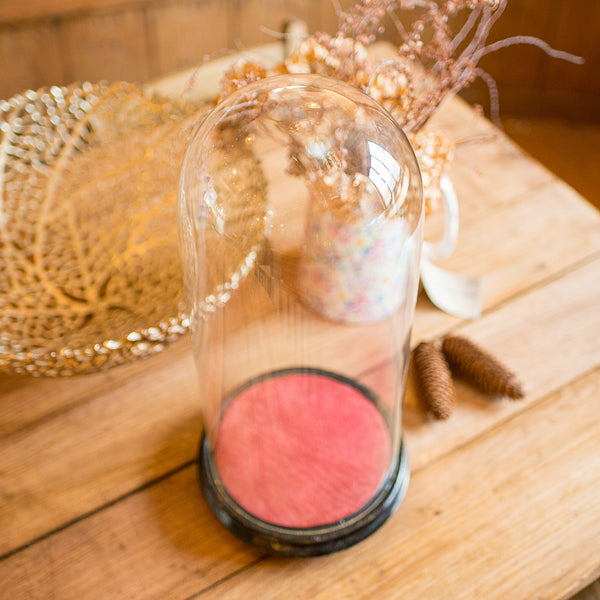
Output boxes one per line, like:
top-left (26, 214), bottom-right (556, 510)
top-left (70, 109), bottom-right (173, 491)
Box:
top-left (413, 341), bottom-right (456, 420)
top-left (441, 335), bottom-right (524, 399)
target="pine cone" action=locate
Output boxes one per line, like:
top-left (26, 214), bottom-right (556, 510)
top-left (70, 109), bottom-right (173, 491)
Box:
top-left (441, 335), bottom-right (524, 399)
top-left (413, 341), bottom-right (456, 420)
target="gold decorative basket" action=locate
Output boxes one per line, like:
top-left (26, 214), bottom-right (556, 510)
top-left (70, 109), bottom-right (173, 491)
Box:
top-left (0, 82), bottom-right (205, 375)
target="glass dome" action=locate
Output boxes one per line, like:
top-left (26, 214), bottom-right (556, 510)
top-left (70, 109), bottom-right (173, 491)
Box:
top-left (178, 74), bottom-right (424, 556)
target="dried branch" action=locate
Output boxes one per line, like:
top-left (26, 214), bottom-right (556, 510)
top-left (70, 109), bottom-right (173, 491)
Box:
top-left (217, 0), bottom-right (583, 134)
top-left (477, 35), bottom-right (585, 63)
top-left (474, 67), bottom-right (500, 126)
top-left (451, 6), bottom-right (483, 52)
top-left (210, 0), bottom-right (583, 212)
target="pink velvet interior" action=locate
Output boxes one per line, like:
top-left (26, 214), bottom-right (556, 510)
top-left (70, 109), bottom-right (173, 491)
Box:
top-left (214, 371), bottom-right (391, 528)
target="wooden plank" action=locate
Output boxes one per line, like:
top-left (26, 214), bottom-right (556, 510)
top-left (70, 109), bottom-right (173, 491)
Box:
top-left (0, 21), bottom-right (65, 99)
top-left (0, 467), bottom-right (262, 598)
top-left (146, 0), bottom-right (229, 80)
top-left (0, 338), bottom-right (200, 556)
top-left (442, 178), bottom-right (600, 302)
top-left (58, 8), bottom-right (151, 85)
top-left (0, 338), bottom-right (193, 437)
top-left (427, 97), bottom-right (558, 214)
top-left (192, 368), bottom-right (600, 600)
top-left (0, 0), bottom-right (153, 24)
top-left (1, 361), bottom-right (598, 599)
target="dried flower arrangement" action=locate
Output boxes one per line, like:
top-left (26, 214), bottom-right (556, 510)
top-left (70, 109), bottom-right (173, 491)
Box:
top-left (0, 0), bottom-right (582, 376)
top-left (214, 0), bottom-right (582, 214)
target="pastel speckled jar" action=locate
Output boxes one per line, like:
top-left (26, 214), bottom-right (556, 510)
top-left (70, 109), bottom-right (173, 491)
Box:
top-left (298, 205), bottom-right (414, 324)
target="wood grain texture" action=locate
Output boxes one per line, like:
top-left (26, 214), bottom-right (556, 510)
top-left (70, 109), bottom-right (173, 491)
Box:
top-left (442, 178), bottom-right (600, 302)
top-left (0, 0), bottom-right (153, 24)
top-left (0, 338), bottom-right (199, 556)
top-left (1, 95), bottom-right (599, 558)
top-left (0, 338), bottom-right (192, 437)
top-left (58, 8), bottom-right (151, 84)
top-left (0, 467), bottom-right (263, 598)
top-left (428, 98), bottom-right (556, 212)
top-left (0, 21), bottom-right (65, 99)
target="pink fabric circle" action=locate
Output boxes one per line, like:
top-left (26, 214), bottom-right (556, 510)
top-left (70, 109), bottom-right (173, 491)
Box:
top-left (214, 371), bottom-right (391, 528)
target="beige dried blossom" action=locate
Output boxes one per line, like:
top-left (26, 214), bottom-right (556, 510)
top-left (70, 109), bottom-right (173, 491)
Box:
top-left (409, 130), bottom-right (454, 215)
top-left (284, 34), bottom-right (368, 82)
top-left (360, 60), bottom-right (412, 108)
top-left (216, 60), bottom-right (268, 104)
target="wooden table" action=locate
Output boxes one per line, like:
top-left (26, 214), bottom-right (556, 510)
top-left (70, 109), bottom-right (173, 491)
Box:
top-left (1, 78), bottom-right (600, 597)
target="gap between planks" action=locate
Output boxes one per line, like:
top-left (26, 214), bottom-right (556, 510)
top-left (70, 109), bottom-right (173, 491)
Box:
top-left (0, 459), bottom-right (196, 563)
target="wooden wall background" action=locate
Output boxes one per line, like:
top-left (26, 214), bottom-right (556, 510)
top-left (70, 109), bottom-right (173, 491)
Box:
top-left (0, 0), bottom-right (598, 120)
top-left (0, 0), bottom-right (353, 100)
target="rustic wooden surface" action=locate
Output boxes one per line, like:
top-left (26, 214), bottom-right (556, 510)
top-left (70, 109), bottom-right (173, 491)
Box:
top-left (1, 66), bottom-right (600, 598)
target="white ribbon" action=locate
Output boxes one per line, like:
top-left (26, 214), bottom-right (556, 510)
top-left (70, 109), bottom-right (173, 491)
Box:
top-left (421, 175), bottom-right (484, 319)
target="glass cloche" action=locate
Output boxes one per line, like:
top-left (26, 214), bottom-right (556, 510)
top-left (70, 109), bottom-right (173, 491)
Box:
top-left (177, 74), bottom-right (424, 556)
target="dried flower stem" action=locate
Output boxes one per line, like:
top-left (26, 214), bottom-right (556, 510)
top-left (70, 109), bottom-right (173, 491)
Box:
top-left (214, 0), bottom-right (583, 135)
top-left (477, 35), bottom-right (585, 63)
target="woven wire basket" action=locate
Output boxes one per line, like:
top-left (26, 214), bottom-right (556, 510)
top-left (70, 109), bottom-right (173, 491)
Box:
top-left (0, 82), bottom-right (207, 376)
